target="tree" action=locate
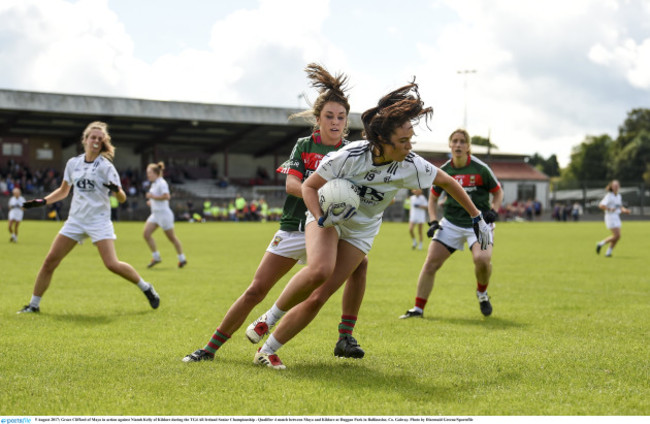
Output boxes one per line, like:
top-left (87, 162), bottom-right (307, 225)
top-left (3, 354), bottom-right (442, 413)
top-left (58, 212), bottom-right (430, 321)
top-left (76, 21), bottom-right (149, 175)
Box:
top-left (528, 153), bottom-right (561, 177)
top-left (543, 154), bottom-right (560, 177)
top-left (615, 108), bottom-right (650, 151)
top-left (611, 130), bottom-right (650, 182)
top-left (566, 134), bottom-right (613, 182)
top-left (471, 135), bottom-right (498, 150)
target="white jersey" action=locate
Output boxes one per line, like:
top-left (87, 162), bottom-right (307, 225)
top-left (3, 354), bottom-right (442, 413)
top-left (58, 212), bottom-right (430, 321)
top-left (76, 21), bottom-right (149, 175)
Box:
top-left (63, 154), bottom-right (121, 224)
top-left (9, 195), bottom-right (25, 210)
top-left (599, 192), bottom-right (623, 218)
top-left (316, 140), bottom-right (438, 232)
top-left (148, 177), bottom-right (171, 213)
top-left (409, 194), bottom-right (427, 223)
top-left (8, 195), bottom-right (25, 221)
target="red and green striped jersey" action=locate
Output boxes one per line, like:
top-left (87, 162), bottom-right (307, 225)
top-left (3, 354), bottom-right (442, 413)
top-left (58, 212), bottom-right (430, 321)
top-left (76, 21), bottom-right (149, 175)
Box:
top-left (432, 154), bottom-right (501, 228)
top-left (276, 131), bottom-right (346, 231)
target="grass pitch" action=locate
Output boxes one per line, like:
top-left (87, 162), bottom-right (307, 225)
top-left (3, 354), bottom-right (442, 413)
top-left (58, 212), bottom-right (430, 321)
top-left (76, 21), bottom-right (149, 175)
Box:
top-left (1, 220), bottom-right (648, 416)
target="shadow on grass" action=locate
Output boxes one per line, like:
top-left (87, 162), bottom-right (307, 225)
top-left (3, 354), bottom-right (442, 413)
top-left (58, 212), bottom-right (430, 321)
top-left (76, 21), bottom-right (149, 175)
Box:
top-left (422, 315), bottom-right (526, 330)
top-left (41, 310), bottom-right (152, 325)
top-left (195, 353), bottom-right (517, 409)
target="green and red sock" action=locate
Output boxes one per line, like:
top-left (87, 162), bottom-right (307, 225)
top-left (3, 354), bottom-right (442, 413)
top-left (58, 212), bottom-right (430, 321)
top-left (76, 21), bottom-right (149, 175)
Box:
top-left (203, 328), bottom-right (231, 356)
top-left (338, 315), bottom-right (357, 340)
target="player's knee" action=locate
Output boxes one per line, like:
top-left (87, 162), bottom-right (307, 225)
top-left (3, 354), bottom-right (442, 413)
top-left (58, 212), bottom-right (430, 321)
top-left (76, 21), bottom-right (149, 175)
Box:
top-left (308, 263), bottom-right (334, 284)
top-left (242, 284), bottom-right (269, 304)
top-left (304, 294), bottom-right (328, 311)
top-left (41, 256), bottom-right (61, 273)
top-left (422, 258), bottom-right (443, 274)
top-left (104, 260), bottom-right (122, 274)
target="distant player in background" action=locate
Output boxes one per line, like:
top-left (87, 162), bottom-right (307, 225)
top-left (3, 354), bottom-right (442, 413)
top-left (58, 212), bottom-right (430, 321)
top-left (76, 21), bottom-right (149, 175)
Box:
top-left (400, 128), bottom-right (503, 319)
top-left (596, 179), bottom-right (630, 258)
top-left (8, 187), bottom-right (26, 243)
top-left (17, 121), bottom-right (159, 314)
top-left (183, 63), bottom-right (368, 364)
top-left (251, 81), bottom-right (492, 369)
top-left (143, 162), bottom-right (187, 268)
top-left (408, 188), bottom-right (427, 250)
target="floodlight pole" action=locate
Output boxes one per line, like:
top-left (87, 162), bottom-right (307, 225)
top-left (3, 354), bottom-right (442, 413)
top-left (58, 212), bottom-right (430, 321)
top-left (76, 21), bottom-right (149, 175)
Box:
top-left (457, 69), bottom-right (477, 129)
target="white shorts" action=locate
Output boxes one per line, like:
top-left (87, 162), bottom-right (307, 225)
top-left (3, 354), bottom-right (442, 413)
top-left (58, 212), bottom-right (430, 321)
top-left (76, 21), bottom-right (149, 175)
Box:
top-left (305, 211), bottom-right (380, 255)
top-left (8, 209), bottom-right (24, 222)
top-left (266, 229), bottom-right (307, 264)
top-left (146, 209), bottom-right (175, 231)
top-left (605, 214), bottom-right (621, 230)
top-left (433, 217), bottom-right (494, 251)
top-left (409, 216), bottom-right (426, 224)
top-left (59, 217), bottom-right (116, 244)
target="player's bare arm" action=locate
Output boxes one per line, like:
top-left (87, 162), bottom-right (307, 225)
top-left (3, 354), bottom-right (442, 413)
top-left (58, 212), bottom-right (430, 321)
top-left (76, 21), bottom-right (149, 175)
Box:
top-left (302, 172), bottom-right (328, 220)
top-left (285, 174), bottom-right (303, 198)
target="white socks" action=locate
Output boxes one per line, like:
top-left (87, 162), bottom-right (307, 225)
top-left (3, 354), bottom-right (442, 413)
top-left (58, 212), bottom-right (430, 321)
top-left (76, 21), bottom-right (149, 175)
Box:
top-left (137, 279), bottom-right (151, 291)
top-left (178, 253), bottom-right (186, 262)
top-left (152, 251), bottom-right (161, 261)
top-left (30, 295), bottom-right (42, 308)
top-left (260, 334), bottom-right (283, 355)
top-left (266, 303), bottom-right (286, 327)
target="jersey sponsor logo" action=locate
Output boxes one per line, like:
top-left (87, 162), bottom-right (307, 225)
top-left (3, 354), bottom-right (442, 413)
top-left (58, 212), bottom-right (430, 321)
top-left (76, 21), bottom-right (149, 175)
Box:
top-left (76, 178), bottom-right (96, 191)
top-left (357, 185), bottom-right (384, 202)
top-left (301, 152), bottom-right (326, 171)
top-left (453, 173), bottom-right (484, 187)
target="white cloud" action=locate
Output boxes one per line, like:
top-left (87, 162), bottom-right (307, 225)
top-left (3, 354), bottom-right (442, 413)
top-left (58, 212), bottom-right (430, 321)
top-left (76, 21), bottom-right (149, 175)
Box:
top-left (0, 0), bottom-right (648, 167)
top-left (589, 37), bottom-right (650, 89)
top-left (0, 0), bottom-right (139, 95)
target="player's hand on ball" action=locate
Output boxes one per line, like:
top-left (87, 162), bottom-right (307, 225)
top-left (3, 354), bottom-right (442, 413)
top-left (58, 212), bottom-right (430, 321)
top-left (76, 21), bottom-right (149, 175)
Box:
top-left (484, 209), bottom-right (498, 224)
top-left (472, 213), bottom-right (490, 250)
top-left (23, 198), bottom-right (46, 209)
top-left (426, 220), bottom-right (440, 238)
top-left (318, 204), bottom-right (357, 228)
top-left (103, 182), bottom-right (120, 193)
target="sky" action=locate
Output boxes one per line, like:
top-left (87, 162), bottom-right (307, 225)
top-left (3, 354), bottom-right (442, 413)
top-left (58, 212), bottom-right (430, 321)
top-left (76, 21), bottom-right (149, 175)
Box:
top-left (1, 0), bottom-right (649, 166)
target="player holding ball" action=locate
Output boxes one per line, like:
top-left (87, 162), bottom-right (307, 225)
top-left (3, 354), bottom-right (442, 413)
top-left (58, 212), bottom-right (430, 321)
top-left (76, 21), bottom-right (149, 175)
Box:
top-left (251, 80), bottom-right (492, 369)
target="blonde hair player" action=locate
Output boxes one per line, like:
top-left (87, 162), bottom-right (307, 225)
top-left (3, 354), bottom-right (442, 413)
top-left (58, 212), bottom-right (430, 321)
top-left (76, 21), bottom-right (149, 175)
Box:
top-left (8, 187), bottom-right (26, 243)
top-left (143, 161), bottom-right (187, 268)
top-left (408, 188), bottom-right (428, 250)
top-left (18, 121), bottom-right (160, 314)
top-left (596, 179), bottom-right (630, 257)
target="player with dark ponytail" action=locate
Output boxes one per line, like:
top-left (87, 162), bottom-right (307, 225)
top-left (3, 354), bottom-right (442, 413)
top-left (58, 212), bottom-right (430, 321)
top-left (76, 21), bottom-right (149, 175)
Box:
top-left (253, 80), bottom-right (491, 369)
top-left (183, 63), bottom-right (368, 365)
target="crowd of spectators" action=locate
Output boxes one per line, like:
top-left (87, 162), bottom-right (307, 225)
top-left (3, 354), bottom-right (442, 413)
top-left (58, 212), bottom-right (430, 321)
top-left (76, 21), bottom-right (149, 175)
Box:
top-left (1, 160), bottom-right (62, 196)
top-left (497, 199), bottom-right (543, 222)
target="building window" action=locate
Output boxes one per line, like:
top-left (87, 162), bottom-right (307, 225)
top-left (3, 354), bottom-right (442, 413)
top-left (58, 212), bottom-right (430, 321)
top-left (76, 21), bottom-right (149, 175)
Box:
top-left (517, 183), bottom-right (536, 201)
top-left (36, 148), bottom-right (53, 160)
top-left (2, 142), bottom-right (23, 156)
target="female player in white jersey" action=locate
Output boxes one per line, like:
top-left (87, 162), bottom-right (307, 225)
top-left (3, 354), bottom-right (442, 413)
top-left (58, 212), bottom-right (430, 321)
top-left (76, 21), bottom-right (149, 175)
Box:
top-left (143, 161), bottom-right (187, 268)
top-left (252, 80), bottom-right (492, 369)
top-left (8, 187), bottom-right (26, 243)
top-left (408, 188), bottom-right (428, 250)
top-left (182, 63), bottom-right (367, 364)
top-left (17, 121), bottom-right (160, 314)
top-left (596, 179), bottom-right (630, 257)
